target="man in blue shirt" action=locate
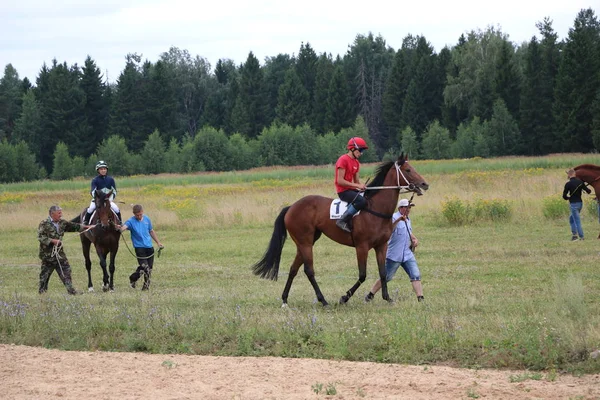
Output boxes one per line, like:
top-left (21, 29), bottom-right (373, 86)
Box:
top-left (119, 204), bottom-right (164, 290)
top-left (365, 198), bottom-right (424, 302)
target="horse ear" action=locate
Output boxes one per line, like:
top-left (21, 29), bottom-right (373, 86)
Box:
top-left (399, 152), bottom-right (405, 164)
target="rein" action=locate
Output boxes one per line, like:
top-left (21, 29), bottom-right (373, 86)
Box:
top-left (120, 234), bottom-right (156, 259)
top-left (119, 234), bottom-right (163, 259)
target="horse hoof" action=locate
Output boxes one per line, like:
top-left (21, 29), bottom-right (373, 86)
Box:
top-left (339, 295), bottom-right (349, 304)
top-left (281, 303), bottom-right (288, 308)
top-left (88, 287), bottom-right (94, 293)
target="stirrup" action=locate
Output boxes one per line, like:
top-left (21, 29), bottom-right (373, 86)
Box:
top-left (336, 219), bottom-right (351, 233)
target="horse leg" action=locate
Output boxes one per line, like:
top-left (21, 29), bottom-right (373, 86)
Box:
top-left (108, 250), bottom-right (117, 291)
top-left (281, 251), bottom-right (303, 307)
top-left (299, 245), bottom-right (329, 307)
top-left (374, 244), bottom-right (391, 302)
top-left (340, 245), bottom-right (369, 304)
top-left (96, 249), bottom-right (109, 292)
top-left (82, 239), bottom-right (94, 292)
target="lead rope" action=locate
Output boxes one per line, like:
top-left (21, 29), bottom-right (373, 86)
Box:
top-left (51, 241), bottom-right (66, 277)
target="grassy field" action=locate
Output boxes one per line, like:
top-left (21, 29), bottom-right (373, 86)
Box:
top-left (1, 154), bottom-right (599, 375)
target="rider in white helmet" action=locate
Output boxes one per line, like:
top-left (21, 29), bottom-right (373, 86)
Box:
top-left (84, 161), bottom-right (121, 224)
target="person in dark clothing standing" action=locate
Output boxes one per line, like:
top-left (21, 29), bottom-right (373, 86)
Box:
top-left (563, 168), bottom-right (592, 241)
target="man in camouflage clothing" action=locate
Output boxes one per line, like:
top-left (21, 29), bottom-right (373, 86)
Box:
top-left (38, 205), bottom-right (92, 294)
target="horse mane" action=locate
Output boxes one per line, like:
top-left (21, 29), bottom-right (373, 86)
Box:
top-left (364, 156), bottom-right (403, 199)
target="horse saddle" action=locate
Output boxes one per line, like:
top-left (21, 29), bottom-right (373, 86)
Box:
top-left (329, 199), bottom-right (361, 220)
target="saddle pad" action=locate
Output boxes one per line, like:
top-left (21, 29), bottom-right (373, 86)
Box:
top-left (330, 199), bottom-right (361, 220)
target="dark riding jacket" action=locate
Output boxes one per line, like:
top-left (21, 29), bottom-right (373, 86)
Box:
top-left (90, 175), bottom-right (117, 197)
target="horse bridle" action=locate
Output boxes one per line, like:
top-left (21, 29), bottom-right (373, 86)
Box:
top-left (360, 161), bottom-right (419, 220)
top-left (364, 161), bottom-right (417, 194)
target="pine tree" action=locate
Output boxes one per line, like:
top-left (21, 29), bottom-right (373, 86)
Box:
top-left (486, 99), bottom-right (522, 155)
top-left (295, 42), bottom-right (318, 119)
top-left (494, 40), bottom-right (521, 123)
top-left (36, 60), bottom-right (89, 172)
top-left (345, 33), bottom-right (395, 153)
top-left (80, 56), bottom-right (109, 157)
top-left (537, 18), bottom-right (561, 153)
top-left (51, 142), bottom-right (74, 180)
top-left (13, 89), bottom-right (43, 161)
top-left (382, 50), bottom-right (407, 146)
top-left (520, 37), bottom-right (544, 155)
top-left (263, 54), bottom-right (295, 126)
top-left (230, 52), bottom-right (268, 139)
top-left (108, 54), bottom-right (144, 150)
top-left (421, 120), bottom-right (451, 159)
top-left (311, 54), bottom-right (334, 134)
top-left (325, 66), bottom-right (353, 133)
top-left (140, 130), bottom-right (166, 174)
top-left (553, 8), bottom-right (600, 152)
top-left (0, 64), bottom-right (25, 142)
top-left (276, 68), bottom-right (309, 127)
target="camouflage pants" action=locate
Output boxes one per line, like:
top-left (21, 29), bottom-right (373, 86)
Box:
top-left (39, 260), bottom-right (76, 294)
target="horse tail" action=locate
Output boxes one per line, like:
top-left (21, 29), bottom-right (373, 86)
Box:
top-left (252, 206), bottom-right (290, 281)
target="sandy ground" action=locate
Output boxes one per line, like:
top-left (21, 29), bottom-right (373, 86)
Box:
top-left (1, 344), bottom-right (599, 400)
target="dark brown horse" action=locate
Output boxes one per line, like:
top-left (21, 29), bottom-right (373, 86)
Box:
top-left (574, 164), bottom-right (600, 238)
top-left (78, 190), bottom-right (121, 291)
top-left (252, 154), bottom-right (429, 306)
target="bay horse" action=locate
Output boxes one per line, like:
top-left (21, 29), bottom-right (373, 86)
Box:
top-left (252, 154), bottom-right (429, 306)
top-left (574, 164), bottom-right (600, 238)
top-left (78, 190), bottom-right (121, 291)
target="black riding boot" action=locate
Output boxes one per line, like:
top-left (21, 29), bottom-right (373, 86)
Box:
top-left (84, 211), bottom-right (93, 224)
top-left (336, 205), bottom-right (357, 233)
top-left (116, 211), bottom-right (122, 223)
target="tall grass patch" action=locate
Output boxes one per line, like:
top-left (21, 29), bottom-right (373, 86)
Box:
top-left (441, 197), bottom-right (512, 225)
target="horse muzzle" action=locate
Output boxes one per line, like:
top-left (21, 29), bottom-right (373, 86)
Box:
top-left (411, 182), bottom-right (429, 195)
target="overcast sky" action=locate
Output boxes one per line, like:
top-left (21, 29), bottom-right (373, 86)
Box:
top-left (1, 1), bottom-right (595, 83)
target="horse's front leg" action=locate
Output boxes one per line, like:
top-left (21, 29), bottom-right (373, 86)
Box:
top-left (108, 250), bottom-right (117, 292)
top-left (96, 248), bottom-right (109, 292)
top-left (374, 244), bottom-right (390, 302)
top-left (340, 245), bottom-right (369, 304)
top-left (82, 240), bottom-right (94, 292)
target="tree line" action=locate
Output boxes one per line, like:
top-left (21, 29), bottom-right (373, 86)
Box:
top-left (0, 8), bottom-right (599, 183)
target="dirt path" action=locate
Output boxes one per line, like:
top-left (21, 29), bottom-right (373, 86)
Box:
top-left (2, 344), bottom-right (598, 399)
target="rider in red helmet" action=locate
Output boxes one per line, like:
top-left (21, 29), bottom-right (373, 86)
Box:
top-left (334, 137), bottom-right (369, 232)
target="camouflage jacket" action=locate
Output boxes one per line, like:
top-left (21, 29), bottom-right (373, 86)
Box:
top-left (38, 217), bottom-right (82, 262)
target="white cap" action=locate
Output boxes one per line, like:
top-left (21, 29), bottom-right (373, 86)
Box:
top-left (398, 199), bottom-right (414, 207)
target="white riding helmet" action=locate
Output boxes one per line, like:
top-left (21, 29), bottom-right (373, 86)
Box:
top-left (96, 161), bottom-right (108, 171)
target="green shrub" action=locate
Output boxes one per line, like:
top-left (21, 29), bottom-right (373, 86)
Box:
top-left (542, 196), bottom-right (569, 219)
top-left (442, 197), bottom-right (512, 225)
top-left (586, 200), bottom-right (599, 221)
top-left (441, 197), bottom-right (470, 225)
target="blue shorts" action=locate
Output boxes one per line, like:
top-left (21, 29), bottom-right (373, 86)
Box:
top-left (385, 258), bottom-right (420, 282)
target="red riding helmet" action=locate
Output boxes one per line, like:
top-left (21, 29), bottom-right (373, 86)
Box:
top-left (347, 137), bottom-right (369, 151)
